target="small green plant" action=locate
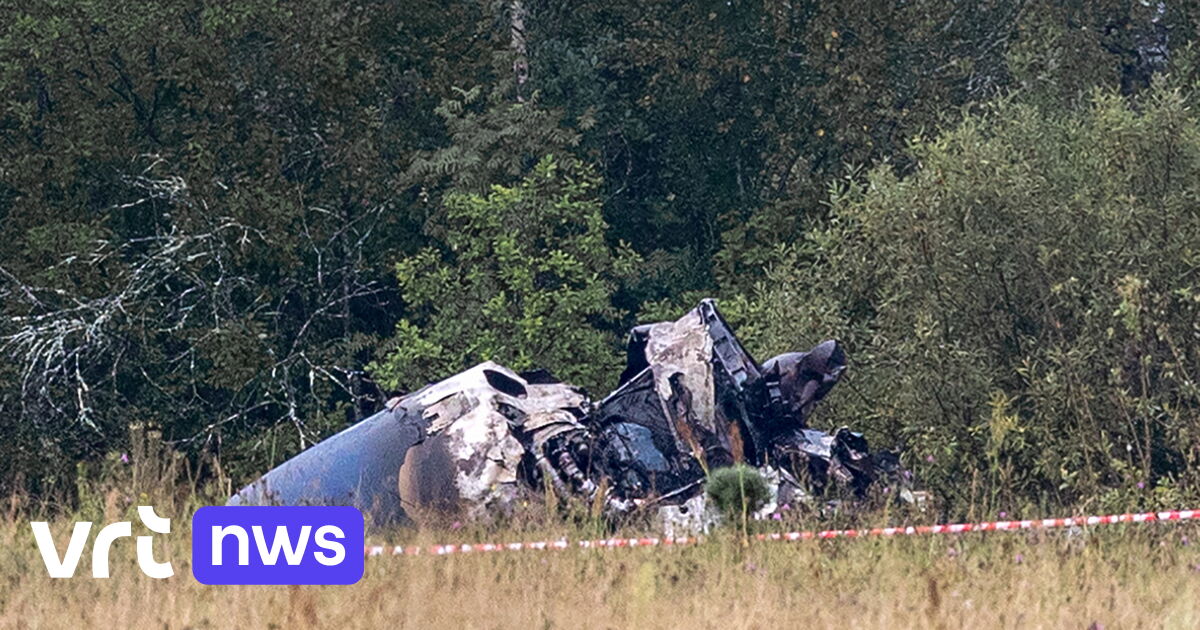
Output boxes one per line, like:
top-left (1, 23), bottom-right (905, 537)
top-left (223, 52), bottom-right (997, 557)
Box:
top-left (705, 465), bottom-right (771, 523)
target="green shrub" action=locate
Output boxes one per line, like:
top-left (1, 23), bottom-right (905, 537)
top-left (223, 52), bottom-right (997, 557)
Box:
top-left (370, 156), bottom-right (640, 394)
top-left (706, 464), bottom-right (771, 520)
top-left (741, 79), bottom-right (1200, 515)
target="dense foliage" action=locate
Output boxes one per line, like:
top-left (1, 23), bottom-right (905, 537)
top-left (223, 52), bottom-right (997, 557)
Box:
top-left (370, 155), bottom-right (638, 394)
top-left (741, 76), bottom-right (1200, 513)
top-left (2, 0), bottom-right (1199, 514)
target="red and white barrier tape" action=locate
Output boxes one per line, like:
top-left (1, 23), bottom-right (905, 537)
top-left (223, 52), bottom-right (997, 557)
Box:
top-left (365, 509), bottom-right (1200, 557)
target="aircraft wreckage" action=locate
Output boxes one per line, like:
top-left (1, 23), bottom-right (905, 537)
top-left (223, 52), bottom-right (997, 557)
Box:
top-left (230, 299), bottom-right (912, 529)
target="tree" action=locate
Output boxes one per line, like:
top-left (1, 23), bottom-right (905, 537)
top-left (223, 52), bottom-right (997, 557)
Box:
top-left (372, 156), bottom-right (639, 394)
top-left (0, 0), bottom-right (493, 492)
top-left (741, 77), bottom-right (1200, 513)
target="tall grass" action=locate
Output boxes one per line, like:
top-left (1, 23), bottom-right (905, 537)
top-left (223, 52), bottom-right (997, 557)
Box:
top-left (3, 433), bottom-right (1199, 629)
top-left (2, 499), bottom-right (1199, 629)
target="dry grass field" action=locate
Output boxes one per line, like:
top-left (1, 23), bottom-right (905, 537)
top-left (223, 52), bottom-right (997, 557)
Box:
top-left (2, 504), bottom-right (1200, 630)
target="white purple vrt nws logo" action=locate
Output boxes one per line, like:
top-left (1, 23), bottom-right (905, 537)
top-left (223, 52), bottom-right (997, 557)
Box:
top-left (31, 505), bottom-right (365, 585)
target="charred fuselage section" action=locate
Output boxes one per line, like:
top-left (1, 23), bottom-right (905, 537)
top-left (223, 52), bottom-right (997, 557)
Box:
top-left (229, 299), bottom-right (909, 526)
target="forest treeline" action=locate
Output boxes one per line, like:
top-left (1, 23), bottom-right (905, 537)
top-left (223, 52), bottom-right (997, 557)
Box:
top-left (2, 0), bottom-right (1199, 515)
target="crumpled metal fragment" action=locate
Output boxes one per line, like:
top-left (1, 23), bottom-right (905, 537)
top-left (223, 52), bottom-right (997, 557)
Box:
top-left (230, 362), bottom-right (592, 524)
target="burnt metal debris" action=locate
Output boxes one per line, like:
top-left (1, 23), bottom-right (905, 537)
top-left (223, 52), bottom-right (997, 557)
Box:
top-left (230, 299), bottom-right (911, 527)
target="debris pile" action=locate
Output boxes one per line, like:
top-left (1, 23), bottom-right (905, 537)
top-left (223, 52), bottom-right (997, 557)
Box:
top-left (231, 300), bottom-right (911, 528)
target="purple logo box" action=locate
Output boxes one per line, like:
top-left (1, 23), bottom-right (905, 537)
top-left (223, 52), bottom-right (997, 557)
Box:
top-left (192, 506), bottom-right (364, 585)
